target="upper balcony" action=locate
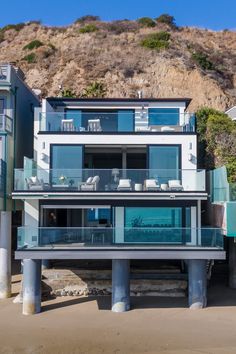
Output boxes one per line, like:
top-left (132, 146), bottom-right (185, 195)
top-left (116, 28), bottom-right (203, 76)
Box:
top-left (0, 114), bottom-right (13, 134)
top-left (38, 110), bottom-right (196, 134)
top-left (13, 168), bottom-right (206, 195)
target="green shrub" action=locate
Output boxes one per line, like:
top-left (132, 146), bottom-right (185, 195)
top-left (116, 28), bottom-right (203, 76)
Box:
top-left (106, 21), bottom-right (138, 34)
top-left (75, 15), bottom-right (100, 23)
top-left (140, 32), bottom-right (170, 50)
top-left (156, 14), bottom-right (177, 28)
top-left (27, 20), bottom-right (41, 25)
top-left (137, 17), bottom-right (156, 28)
top-left (79, 24), bottom-right (98, 33)
top-left (61, 89), bottom-right (76, 98)
top-left (22, 53), bottom-right (37, 63)
top-left (0, 23), bottom-right (25, 33)
top-left (192, 51), bottom-right (214, 70)
top-left (23, 40), bottom-right (43, 50)
top-left (0, 32), bottom-right (4, 43)
top-left (81, 82), bottom-right (106, 98)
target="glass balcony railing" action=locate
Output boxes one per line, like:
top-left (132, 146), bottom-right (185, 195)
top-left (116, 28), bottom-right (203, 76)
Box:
top-left (17, 227), bottom-right (224, 250)
top-left (0, 114), bottom-right (13, 134)
top-left (38, 112), bottom-right (195, 133)
top-left (14, 168), bottom-right (206, 192)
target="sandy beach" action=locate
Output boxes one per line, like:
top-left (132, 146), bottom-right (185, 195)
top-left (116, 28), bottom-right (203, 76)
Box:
top-left (0, 269), bottom-right (236, 354)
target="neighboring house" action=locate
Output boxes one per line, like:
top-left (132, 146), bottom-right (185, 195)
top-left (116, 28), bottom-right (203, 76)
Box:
top-left (13, 97), bottom-right (225, 315)
top-left (0, 63), bottom-right (40, 299)
top-left (207, 166), bottom-right (236, 288)
top-left (226, 106), bottom-right (236, 120)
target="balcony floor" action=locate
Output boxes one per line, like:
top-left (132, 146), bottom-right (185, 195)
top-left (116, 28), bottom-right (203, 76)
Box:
top-left (12, 191), bottom-right (208, 200)
top-left (15, 245), bottom-right (225, 260)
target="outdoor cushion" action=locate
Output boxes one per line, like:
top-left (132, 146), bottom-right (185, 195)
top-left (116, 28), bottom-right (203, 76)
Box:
top-left (118, 179), bottom-right (131, 188)
top-left (86, 177), bottom-right (93, 183)
top-left (92, 176), bottom-right (100, 183)
top-left (168, 180), bottom-right (182, 188)
top-left (145, 179), bottom-right (159, 188)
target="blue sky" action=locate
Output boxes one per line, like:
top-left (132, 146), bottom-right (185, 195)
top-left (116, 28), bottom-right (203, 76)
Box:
top-left (0, 0), bottom-right (235, 30)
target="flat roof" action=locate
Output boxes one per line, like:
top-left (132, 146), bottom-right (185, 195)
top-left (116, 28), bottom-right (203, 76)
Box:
top-left (46, 97), bottom-right (192, 108)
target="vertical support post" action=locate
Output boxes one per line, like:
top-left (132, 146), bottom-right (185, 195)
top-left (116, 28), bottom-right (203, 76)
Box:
top-left (229, 237), bottom-right (236, 288)
top-left (112, 259), bottom-right (130, 312)
top-left (42, 259), bottom-right (50, 270)
top-left (0, 211), bottom-right (12, 299)
top-left (23, 259), bottom-right (42, 315)
top-left (188, 259), bottom-right (207, 309)
top-left (122, 147), bottom-right (127, 178)
top-left (197, 200), bottom-right (201, 245)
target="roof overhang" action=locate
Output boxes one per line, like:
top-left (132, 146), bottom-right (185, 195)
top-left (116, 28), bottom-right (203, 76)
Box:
top-left (46, 97), bottom-right (192, 110)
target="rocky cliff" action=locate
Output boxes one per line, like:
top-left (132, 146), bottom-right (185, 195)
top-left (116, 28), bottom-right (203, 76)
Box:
top-left (0, 20), bottom-right (236, 111)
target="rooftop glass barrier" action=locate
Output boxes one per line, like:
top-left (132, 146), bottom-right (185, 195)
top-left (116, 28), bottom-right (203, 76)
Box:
top-left (39, 112), bottom-right (195, 133)
top-left (14, 168), bottom-right (206, 193)
top-left (17, 227), bottom-right (224, 250)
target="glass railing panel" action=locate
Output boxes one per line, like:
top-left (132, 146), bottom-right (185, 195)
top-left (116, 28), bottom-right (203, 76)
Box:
top-left (39, 112), bottom-right (196, 133)
top-left (39, 112), bottom-right (135, 133)
top-left (0, 114), bottom-right (13, 133)
top-left (14, 169), bottom-right (206, 192)
top-left (17, 227), bottom-right (224, 250)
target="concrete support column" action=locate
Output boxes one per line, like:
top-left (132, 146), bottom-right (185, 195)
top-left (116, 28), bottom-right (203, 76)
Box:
top-left (229, 238), bottom-right (236, 288)
top-left (188, 259), bottom-right (207, 309)
top-left (112, 259), bottom-right (130, 312)
top-left (23, 259), bottom-right (42, 315)
top-left (0, 211), bottom-right (12, 299)
top-left (42, 260), bottom-right (50, 270)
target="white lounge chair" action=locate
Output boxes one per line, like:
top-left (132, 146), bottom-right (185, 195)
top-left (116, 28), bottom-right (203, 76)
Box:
top-left (25, 176), bottom-right (44, 190)
top-left (117, 179), bottom-right (132, 191)
top-left (144, 179), bottom-right (160, 191)
top-left (168, 180), bottom-right (183, 191)
top-left (88, 119), bottom-right (102, 132)
top-left (61, 119), bottom-right (74, 131)
top-left (79, 176), bottom-right (100, 191)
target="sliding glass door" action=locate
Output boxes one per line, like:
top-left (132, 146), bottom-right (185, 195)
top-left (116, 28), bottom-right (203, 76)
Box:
top-left (149, 145), bottom-right (181, 184)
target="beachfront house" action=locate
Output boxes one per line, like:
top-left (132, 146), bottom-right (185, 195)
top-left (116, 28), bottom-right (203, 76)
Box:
top-left (13, 97), bottom-right (225, 314)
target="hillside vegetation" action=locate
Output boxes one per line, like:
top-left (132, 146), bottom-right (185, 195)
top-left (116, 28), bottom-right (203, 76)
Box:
top-left (0, 17), bottom-right (236, 111)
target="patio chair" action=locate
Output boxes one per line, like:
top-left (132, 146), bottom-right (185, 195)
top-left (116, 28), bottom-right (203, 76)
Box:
top-left (79, 176), bottom-right (100, 191)
top-left (88, 119), bottom-right (102, 132)
top-left (168, 180), bottom-right (184, 191)
top-left (25, 176), bottom-right (44, 190)
top-left (117, 179), bottom-right (132, 191)
top-left (61, 119), bottom-right (74, 132)
top-left (144, 179), bottom-right (160, 191)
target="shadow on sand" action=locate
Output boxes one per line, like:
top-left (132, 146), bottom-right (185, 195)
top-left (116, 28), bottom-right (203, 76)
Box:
top-left (42, 295), bottom-right (188, 313)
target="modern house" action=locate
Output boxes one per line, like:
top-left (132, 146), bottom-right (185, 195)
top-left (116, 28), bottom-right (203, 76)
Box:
top-left (12, 97), bottom-right (225, 315)
top-left (0, 63), bottom-right (40, 299)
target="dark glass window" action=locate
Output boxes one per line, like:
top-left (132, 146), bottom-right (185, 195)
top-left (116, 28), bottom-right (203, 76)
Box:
top-left (149, 145), bottom-right (180, 184)
top-left (51, 145), bottom-right (83, 185)
top-left (149, 108), bottom-right (179, 126)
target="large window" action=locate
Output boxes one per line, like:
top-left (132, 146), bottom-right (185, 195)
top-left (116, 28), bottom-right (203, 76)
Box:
top-left (149, 145), bottom-right (180, 184)
top-left (125, 207), bottom-right (182, 228)
top-left (124, 207), bottom-right (191, 243)
top-left (51, 145), bottom-right (83, 185)
top-left (149, 108), bottom-right (179, 126)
